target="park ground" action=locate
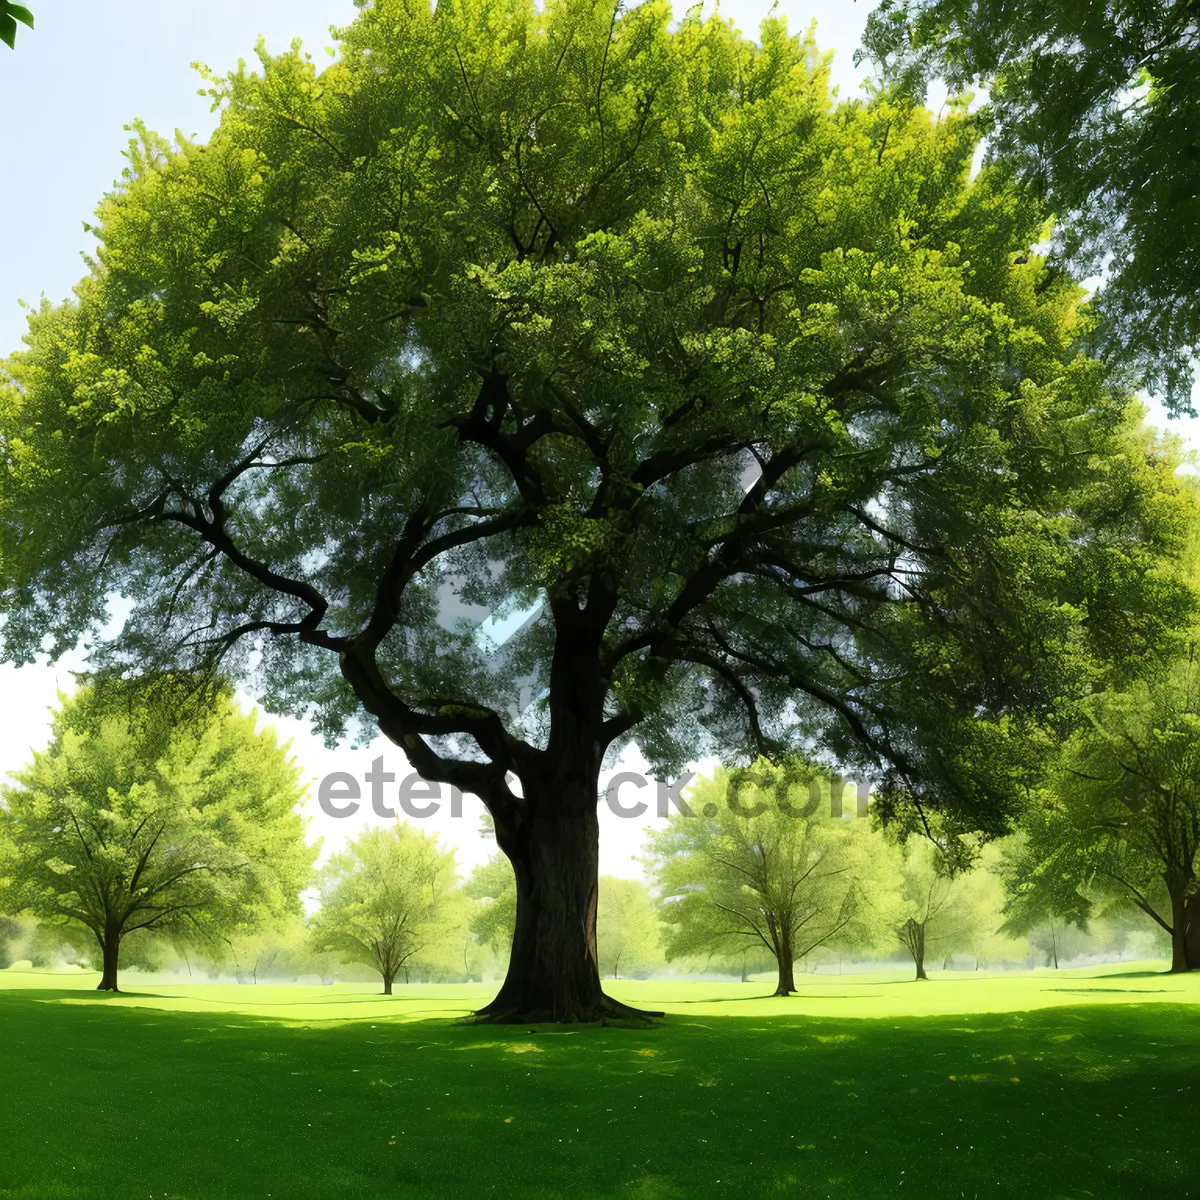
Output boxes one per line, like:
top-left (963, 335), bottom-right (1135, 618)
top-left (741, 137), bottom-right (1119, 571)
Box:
top-left (1, 964), bottom-right (1197, 1199)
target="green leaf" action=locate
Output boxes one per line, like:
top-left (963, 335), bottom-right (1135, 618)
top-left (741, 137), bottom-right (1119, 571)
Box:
top-left (0, 14), bottom-right (17, 48)
top-left (8, 4), bottom-right (33, 28)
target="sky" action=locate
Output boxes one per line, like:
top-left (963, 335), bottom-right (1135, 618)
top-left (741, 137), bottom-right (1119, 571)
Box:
top-left (0, 0), bottom-right (1194, 886)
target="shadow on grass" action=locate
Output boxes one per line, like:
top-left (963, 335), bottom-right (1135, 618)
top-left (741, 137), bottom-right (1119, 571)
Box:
top-left (1, 988), bottom-right (1197, 1199)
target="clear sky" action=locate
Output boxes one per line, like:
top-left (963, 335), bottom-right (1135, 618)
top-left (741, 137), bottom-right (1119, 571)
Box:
top-left (0, 0), bottom-right (1193, 886)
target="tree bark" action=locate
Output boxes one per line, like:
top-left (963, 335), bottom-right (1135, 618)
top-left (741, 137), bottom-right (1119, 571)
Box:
top-left (1184, 893), bottom-right (1200, 971)
top-left (96, 929), bottom-right (120, 992)
top-left (773, 933), bottom-right (796, 996)
top-left (1168, 886), bottom-right (1197, 973)
top-left (383, 971), bottom-right (396, 996)
top-left (905, 918), bottom-right (928, 981)
top-left (477, 776), bottom-right (658, 1024)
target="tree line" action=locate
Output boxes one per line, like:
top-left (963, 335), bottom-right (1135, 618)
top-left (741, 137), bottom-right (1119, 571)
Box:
top-left (0, 676), bottom-right (1188, 993)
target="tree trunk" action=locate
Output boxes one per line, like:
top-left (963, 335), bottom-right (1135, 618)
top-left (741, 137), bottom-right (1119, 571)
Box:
top-left (773, 933), bottom-right (796, 996)
top-left (96, 930), bottom-right (120, 992)
top-left (905, 919), bottom-right (928, 981)
top-left (383, 970), bottom-right (396, 996)
top-left (478, 778), bottom-right (658, 1024)
top-left (1168, 887), bottom-right (1197, 973)
top-left (1184, 893), bottom-right (1200, 971)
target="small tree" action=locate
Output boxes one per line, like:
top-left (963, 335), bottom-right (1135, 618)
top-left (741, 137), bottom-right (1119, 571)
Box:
top-left (0, 676), bottom-right (315, 992)
top-left (311, 823), bottom-right (459, 994)
top-left (596, 877), bottom-right (663, 979)
top-left (895, 838), bottom-right (994, 981)
top-left (465, 852), bottom-right (517, 964)
top-left (648, 763), bottom-right (899, 996)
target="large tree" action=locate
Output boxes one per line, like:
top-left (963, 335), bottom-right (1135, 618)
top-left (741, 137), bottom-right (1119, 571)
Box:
top-left (0, 676), bottom-right (314, 991)
top-left (0, 0), bottom-right (1191, 1022)
top-left (648, 764), bottom-right (899, 995)
top-left (311, 822), bottom-right (462, 994)
top-left (862, 0), bottom-right (1200, 411)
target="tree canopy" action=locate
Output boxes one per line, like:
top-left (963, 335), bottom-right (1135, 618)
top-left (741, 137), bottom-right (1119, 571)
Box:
top-left (863, 0), bottom-right (1200, 411)
top-left (1006, 646), bottom-right (1200, 972)
top-left (311, 821), bottom-right (462, 994)
top-left (595, 876), bottom-right (663, 979)
top-left (0, 0), bottom-right (1192, 1020)
top-left (648, 764), bottom-right (898, 995)
top-left (0, 676), bottom-right (315, 991)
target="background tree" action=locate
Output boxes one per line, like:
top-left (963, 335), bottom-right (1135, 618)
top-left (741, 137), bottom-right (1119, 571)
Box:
top-left (863, 0), bottom-right (1200, 411)
top-left (311, 823), bottom-right (459, 994)
top-left (0, 676), bottom-right (315, 991)
top-left (0, 3), bottom-right (32, 51)
top-left (596, 877), bottom-right (663, 979)
top-left (1, 0), bottom-right (1191, 1021)
top-left (1003, 650), bottom-right (1200, 972)
top-left (0, 915), bottom-right (19, 969)
top-left (465, 851), bottom-right (517, 971)
top-left (648, 763), bottom-right (899, 996)
top-left (894, 837), bottom-right (994, 980)
top-left (214, 916), bottom-right (315, 985)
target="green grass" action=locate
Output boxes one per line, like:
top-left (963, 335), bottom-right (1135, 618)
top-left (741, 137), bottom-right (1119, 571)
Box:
top-left (1, 964), bottom-right (1197, 1199)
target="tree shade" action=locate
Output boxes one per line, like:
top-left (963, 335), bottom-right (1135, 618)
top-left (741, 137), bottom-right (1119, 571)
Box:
top-left (0, 0), bottom-right (1193, 1020)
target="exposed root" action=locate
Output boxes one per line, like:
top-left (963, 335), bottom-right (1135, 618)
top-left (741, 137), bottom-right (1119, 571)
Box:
top-left (471, 992), bottom-right (663, 1027)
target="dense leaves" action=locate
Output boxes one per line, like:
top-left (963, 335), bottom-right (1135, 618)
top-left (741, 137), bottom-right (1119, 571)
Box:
top-left (0, 0), bottom-right (1188, 833)
top-left (863, 0), bottom-right (1200, 411)
top-left (311, 822), bottom-right (463, 993)
top-left (647, 763), bottom-right (899, 994)
top-left (1006, 647), bottom-right (1200, 971)
top-left (0, 676), bottom-right (314, 990)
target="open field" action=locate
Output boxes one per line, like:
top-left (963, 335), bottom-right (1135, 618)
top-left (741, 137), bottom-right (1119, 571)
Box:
top-left (1, 964), bottom-right (1197, 1199)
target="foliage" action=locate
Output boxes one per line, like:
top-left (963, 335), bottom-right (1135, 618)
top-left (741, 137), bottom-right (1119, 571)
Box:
top-left (0, 0), bottom-right (1189, 837)
top-left (595, 876), bottom-right (663, 978)
top-left (863, 0), bottom-right (1200, 411)
top-left (311, 822), bottom-right (461, 992)
top-left (464, 851), bottom-right (517, 958)
top-left (0, 2), bottom-right (32, 50)
top-left (0, 675), bottom-right (315, 990)
top-left (647, 762), bottom-right (900, 994)
top-left (1004, 647), bottom-right (1200, 971)
top-left (894, 836), bottom-right (1003, 978)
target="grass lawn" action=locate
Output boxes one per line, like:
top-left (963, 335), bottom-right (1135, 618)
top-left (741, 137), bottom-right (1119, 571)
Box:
top-left (1, 964), bottom-right (1196, 1199)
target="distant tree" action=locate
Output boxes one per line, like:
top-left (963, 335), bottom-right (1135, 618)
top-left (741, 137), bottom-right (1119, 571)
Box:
top-left (648, 763), bottom-right (899, 996)
top-left (215, 917), bottom-right (317, 985)
top-left (311, 823), bottom-right (459, 994)
top-left (895, 838), bottom-right (996, 980)
top-left (0, 915), bottom-right (18, 969)
top-left (596, 877), bottom-right (663, 979)
top-left (1004, 647), bottom-right (1200, 973)
top-left (0, 676), bottom-right (315, 992)
top-left (2, 0), bottom-right (1190, 1022)
top-left (465, 852), bottom-right (517, 963)
top-left (863, 0), bottom-right (1200, 411)
top-left (0, 3), bottom-right (33, 50)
